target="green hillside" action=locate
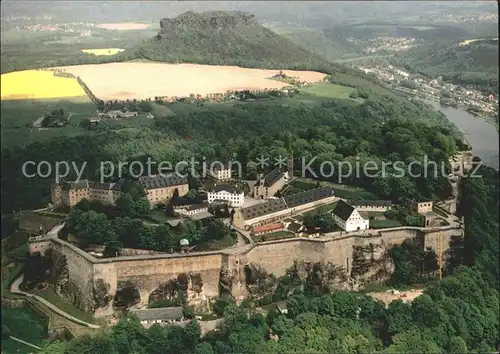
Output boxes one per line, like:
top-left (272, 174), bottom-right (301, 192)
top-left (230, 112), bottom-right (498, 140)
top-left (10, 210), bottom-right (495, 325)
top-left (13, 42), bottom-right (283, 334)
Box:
top-left (123, 11), bottom-right (331, 70)
top-left (270, 26), bottom-right (361, 61)
top-left (393, 39), bottom-right (499, 93)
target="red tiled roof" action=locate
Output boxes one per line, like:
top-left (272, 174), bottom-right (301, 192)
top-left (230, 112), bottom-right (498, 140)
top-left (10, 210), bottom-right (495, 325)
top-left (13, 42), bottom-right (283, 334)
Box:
top-left (253, 223), bottom-right (284, 234)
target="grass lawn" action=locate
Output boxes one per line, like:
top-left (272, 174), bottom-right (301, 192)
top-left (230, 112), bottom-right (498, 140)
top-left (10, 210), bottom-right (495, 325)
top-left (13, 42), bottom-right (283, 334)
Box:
top-left (298, 83), bottom-right (360, 102)
top-left (371, 219), bottom-right (402, 229)
top-left (289, 179), bottom-right (319, 191)
top-left (194, 234), bottom-right (237, 252)
top-left (33, 287), bottom-right (97, 324)
top-left (254, 231), bottom-right (294, 242)
top-left (328, 72), bottom-right (402, 98)
top-left (291, 178), bottom-right (380, 200)
top-left (320, 181), bottom-right (379, 200)
top-left (0, 99), bottom-right (96, 150)
top-left (1, 263), bottom-right (25, 298)
top-left (1, 305), bottom-right (46, 353)
top-left (3, 231), bottom-right (30, 252)
top-left (139, 210), bottom-right (177, 224)
top-left (7, 244), bottom-right (28, 261)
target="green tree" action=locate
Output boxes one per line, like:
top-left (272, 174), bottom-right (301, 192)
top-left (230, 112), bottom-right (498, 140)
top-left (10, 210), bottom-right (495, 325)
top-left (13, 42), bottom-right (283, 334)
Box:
top-left (213, 295), bottom-right (235, 317)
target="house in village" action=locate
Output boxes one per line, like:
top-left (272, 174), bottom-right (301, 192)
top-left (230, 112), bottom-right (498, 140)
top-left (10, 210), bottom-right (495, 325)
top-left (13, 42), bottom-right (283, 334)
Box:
top-left (98, 110), bottom-right (138, 120)
top-left (207, 184), bottom-right (245, 207)
top-left (331, 200), bottom-right (369, 232)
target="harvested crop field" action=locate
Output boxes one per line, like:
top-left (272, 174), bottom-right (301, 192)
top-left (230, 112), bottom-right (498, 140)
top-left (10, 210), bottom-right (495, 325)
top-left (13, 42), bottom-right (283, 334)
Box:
top-left (96, 23), bottom-right (151, 30)
top-left (58, 62), bottom-right (328, 100)
top-left (0, 70), bottom-right (87, 101)
top-left (81, 48), bottom-right (125, 56)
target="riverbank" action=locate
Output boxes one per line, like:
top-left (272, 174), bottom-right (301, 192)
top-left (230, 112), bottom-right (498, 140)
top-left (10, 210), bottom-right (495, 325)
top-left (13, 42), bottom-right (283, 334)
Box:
top-left (423, 99), bottom-right (499, 170)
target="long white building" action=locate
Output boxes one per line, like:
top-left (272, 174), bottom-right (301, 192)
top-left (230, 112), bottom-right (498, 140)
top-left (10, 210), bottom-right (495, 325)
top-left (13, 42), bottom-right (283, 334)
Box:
top-left (207, 184), bottom-right (244, 207)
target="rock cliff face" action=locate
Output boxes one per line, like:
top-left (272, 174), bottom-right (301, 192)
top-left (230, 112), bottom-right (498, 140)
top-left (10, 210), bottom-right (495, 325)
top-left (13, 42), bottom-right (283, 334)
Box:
top-left (158, 11), bottom-right (257, 39)
top-left (291, 261), bottom-right (352, 293)
top-left (45, 248), bottom-right (92, 312)
top-left (350, 243), bottom-right (395, 285)
top-left (243, 262), bottom-right (278, 299)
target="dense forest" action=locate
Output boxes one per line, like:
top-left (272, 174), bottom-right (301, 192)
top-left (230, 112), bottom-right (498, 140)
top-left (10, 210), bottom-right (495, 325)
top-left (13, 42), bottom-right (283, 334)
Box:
top-left (1, 96), bottom-right (465, 214)
top-left (34, 165), bottom-right (499, 354)
top-left (393, 39), bottom-right (499, 94)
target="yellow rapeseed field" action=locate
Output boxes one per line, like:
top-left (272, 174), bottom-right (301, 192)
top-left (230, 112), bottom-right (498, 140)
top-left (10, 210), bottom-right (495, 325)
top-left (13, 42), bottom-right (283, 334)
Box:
top-left (0, 70), bottom-right (86, 100)
top-left (81, 48), bottom-right (125, 56)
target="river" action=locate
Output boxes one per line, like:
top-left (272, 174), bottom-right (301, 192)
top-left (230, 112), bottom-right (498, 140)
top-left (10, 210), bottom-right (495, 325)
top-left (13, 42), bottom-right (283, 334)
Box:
top-left (424, 99), bottom-right (499, 170)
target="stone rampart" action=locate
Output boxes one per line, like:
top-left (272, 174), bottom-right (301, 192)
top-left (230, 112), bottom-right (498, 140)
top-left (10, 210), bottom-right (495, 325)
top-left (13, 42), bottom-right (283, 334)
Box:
top-left (28, 223), bottom-right (463, 317)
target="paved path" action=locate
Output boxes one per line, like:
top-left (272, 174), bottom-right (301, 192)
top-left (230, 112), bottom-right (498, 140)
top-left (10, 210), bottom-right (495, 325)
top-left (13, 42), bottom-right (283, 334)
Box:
top-left (8, 336), bottom-right (42, 350)
top-left (10, 274), bottom-right (100, 329)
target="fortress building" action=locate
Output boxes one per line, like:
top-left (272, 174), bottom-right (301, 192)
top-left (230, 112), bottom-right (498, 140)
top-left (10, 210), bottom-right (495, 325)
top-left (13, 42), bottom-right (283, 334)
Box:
top-left (51, 179), bottom-right (125, 207)
top-left (204, 161), bottom-right (233, 181)
top-left (253, 168), bottom-right (288, 199)
top-left (332, 200), bottom-right (369, 232)
top-left (51, 174), bottom-right (189, 208)
top-left (207, 184), bottom-right (245, 207)
top-left (138, 175), bottom-right (189, 207)
top-left (234, 187), bottom-right (335, 230)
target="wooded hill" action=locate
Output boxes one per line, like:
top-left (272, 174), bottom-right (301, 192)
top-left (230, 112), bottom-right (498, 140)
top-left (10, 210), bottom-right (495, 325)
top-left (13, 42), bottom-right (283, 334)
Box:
top-left (121, 11), bottom-right (332, 70)
top-left (393, 39), bottom-right (499, 93)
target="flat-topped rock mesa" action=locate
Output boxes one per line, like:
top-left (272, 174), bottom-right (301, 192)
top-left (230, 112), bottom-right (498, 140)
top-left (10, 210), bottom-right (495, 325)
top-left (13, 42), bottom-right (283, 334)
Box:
top-left (158, 11), bottom-right (257, 38)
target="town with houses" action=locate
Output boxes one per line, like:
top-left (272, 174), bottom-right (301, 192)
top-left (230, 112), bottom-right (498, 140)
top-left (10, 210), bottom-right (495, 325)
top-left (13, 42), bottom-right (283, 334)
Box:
top-left (357, 63), bottom-right (499, 118)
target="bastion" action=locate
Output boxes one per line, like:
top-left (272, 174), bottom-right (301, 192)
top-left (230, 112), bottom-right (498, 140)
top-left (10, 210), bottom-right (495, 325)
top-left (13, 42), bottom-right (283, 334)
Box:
top-left (28, 224), bottom-right (463, 317)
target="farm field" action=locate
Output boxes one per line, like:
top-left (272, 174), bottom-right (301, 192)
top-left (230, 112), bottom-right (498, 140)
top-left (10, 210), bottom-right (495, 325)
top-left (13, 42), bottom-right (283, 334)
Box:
top-left (0, 70), bottom-right (88, 100)
top-left (80, 48), bottom-right (125, 56)
top-left (57, 62), bottom-right (328, 100)
top-left (0, 99), bottom-right (96, 149)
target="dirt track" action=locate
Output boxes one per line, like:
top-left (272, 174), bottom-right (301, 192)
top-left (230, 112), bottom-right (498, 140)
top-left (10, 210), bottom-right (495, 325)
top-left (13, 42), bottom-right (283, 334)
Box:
top-left (367, 289), bottom-right (423, 306)
top-left (59, 62), bottom-right (327, 100)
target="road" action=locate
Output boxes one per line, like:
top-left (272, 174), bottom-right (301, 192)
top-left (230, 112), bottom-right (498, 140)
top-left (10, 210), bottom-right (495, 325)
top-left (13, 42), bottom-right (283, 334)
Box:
top-left (10, 274), bottom-right (100, 329)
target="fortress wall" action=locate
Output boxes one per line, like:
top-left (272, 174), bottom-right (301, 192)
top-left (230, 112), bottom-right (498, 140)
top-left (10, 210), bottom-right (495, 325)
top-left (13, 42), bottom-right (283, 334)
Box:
top-left (93, 262), bottom-right (118, 317)
top-left (113, 253), bottom-right (223, 303)
top-left (323, 235), bottom-right (365, 272)
top-left (424, 227), bottom-right (463, 252)
top-left (36, 223), bottom-right (462, 316)
top-left (379, 228), bottom-right (421, 247)
top-left (243, 239), bottom-right (303, 276)
top-left (49, 238), bottom-right (96, 312)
